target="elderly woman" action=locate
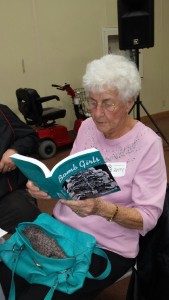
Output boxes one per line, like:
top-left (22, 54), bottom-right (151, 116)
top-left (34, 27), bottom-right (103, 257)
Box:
top-left (0, 54), bottom-right (167, 300)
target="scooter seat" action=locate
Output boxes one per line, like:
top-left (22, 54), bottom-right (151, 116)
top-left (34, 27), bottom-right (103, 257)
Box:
top-left (16, 88), bottom-right (66, 126)
top-left (42, 107), bottom-right (66, 122)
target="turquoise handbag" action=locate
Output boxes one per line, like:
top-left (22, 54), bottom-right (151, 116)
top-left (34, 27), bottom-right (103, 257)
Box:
top-left (0, 213), bottom-right (111, 300)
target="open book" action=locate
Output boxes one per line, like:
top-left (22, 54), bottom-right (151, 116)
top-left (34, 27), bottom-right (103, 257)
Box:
top-left (10, 148), bottom-right (120, 200)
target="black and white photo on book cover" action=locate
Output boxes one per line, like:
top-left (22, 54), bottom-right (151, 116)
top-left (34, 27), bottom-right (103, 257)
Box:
top-left (62, 164), bottom-right (120, 200)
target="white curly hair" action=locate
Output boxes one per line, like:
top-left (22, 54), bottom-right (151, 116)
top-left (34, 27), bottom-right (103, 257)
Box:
top-left (82, 54), bottom-right (141, 102)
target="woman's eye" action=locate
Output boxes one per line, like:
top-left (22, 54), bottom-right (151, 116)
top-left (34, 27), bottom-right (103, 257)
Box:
top-left (104, 102), bottom-right (114, 107)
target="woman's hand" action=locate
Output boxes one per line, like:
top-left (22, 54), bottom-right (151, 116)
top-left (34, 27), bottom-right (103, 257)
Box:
top-left (60, 197), bottom-right (143, 230)
top-left (60, 197), bottom-right (104, 217)
top-left (0, 149), bottom-right (17, 173)
top-left (26, 180), bottom-right (51, 199)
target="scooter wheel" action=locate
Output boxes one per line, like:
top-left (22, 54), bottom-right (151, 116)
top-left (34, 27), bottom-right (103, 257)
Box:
top-left (38, 140), bottom-right (57, 159)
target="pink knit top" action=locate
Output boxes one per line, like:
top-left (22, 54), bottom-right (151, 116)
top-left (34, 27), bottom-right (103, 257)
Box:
top-left (53, 118), bottom-right (167, 258)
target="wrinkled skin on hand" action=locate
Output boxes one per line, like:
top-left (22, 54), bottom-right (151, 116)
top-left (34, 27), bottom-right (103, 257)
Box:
top-left (0, 149), bottom-right (17, 173)
top-left (26, 180), bottom-right (52, 199)
top-left (60, 197), bottom-right (106, 217)
top-left (26, 180), bottom-right (108, 217)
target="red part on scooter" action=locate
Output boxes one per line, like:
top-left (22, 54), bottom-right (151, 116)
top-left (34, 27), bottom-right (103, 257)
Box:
top-left (16, 86), bottom-right (84, 159)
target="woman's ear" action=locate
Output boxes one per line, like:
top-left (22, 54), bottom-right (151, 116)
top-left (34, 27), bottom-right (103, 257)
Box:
top-left (126, 97), bottom-right (135, 112)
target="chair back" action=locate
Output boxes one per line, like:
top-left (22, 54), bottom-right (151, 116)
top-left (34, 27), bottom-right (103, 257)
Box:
top-left (16, 88), bottom-right (43, 125)
top-left (126, 184), bottom-right (169, 300)
top-left (16, 88), bottom-right (66, 126)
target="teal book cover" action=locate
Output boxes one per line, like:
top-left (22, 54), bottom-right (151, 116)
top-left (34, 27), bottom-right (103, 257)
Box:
top-left (10, 148), bottom-right (120, 200)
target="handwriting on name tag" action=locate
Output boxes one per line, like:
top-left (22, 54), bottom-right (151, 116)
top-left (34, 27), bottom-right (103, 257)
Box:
top-left (107, 162), bottom-right (126, 177)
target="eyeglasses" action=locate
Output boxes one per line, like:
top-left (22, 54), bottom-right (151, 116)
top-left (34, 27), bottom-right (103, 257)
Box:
top-left (87, 99), bottom-right (120, 112)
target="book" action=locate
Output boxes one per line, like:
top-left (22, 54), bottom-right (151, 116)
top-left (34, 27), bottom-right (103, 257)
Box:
top-left (10, 148), bottom-right (120, 200)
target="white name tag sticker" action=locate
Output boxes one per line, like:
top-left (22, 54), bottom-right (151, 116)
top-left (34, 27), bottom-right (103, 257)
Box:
top-left (0, 228), bottom-right (8, 237)
top-left (107, 162), bottom-right (127, 177)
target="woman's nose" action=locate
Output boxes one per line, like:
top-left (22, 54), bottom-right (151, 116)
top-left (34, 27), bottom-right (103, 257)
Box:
top-left (93, 104), bottom-right (105, 116)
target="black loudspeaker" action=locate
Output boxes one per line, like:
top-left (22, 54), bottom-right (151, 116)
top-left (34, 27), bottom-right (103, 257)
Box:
top-left (117, 0), bottom-right (154, 50)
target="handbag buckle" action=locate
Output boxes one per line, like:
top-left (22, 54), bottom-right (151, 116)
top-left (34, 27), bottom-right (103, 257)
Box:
top-left (33, 259), bottom-right (42, 268)
top-left (12, 244), bottom-right (24, 253)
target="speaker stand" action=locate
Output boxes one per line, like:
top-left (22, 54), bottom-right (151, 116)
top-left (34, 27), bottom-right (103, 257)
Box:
top-left (129, 49), bottom-right (169, 146)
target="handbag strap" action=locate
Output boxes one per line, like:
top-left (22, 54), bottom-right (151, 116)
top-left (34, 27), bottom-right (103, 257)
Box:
top-left (0, 242), bottom-right (56, 300)
top-left (0, 242), bottom-right (66, 300)
top-left (43, 283), bottom-right (57, 300)
top-left (0, 242), bottom-right (14, 251)
top-left (8, 246), bottom-right (24, 300)
top-left (87, 247), bottom-right (111, 280)
top-left (44, 248), bottom-right (111, 299)
top-left (0, 243), bottom-right (25, 300)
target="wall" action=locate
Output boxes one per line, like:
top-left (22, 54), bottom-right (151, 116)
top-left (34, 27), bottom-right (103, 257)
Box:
top-left (0, 0), bottom-right (168, 129)
top-left (141, 0), bottom-right (169, 115)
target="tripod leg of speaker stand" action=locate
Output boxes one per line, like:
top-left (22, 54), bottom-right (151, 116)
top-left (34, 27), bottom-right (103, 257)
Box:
top-left (139, 102), bottom-right (169, 146)
top-left (127, 49), bottom-right (168, 146)
top-left (129, 98), bottom-right (141, 120)
top-left (129, 98), bottom-right (169, 146)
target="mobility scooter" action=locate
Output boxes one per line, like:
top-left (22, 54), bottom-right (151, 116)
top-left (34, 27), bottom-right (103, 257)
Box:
top-left (16, 84), bottom-right (89, 159)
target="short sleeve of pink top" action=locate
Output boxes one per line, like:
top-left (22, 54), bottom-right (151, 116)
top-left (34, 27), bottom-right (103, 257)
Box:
top-left (53, 118), bottom-right (167, 258)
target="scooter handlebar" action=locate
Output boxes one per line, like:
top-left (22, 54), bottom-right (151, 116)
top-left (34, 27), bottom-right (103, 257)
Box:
top-left (52, 83), bottom-right (75, 97)
top-left (51, 84), bottom-right (63, 90)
